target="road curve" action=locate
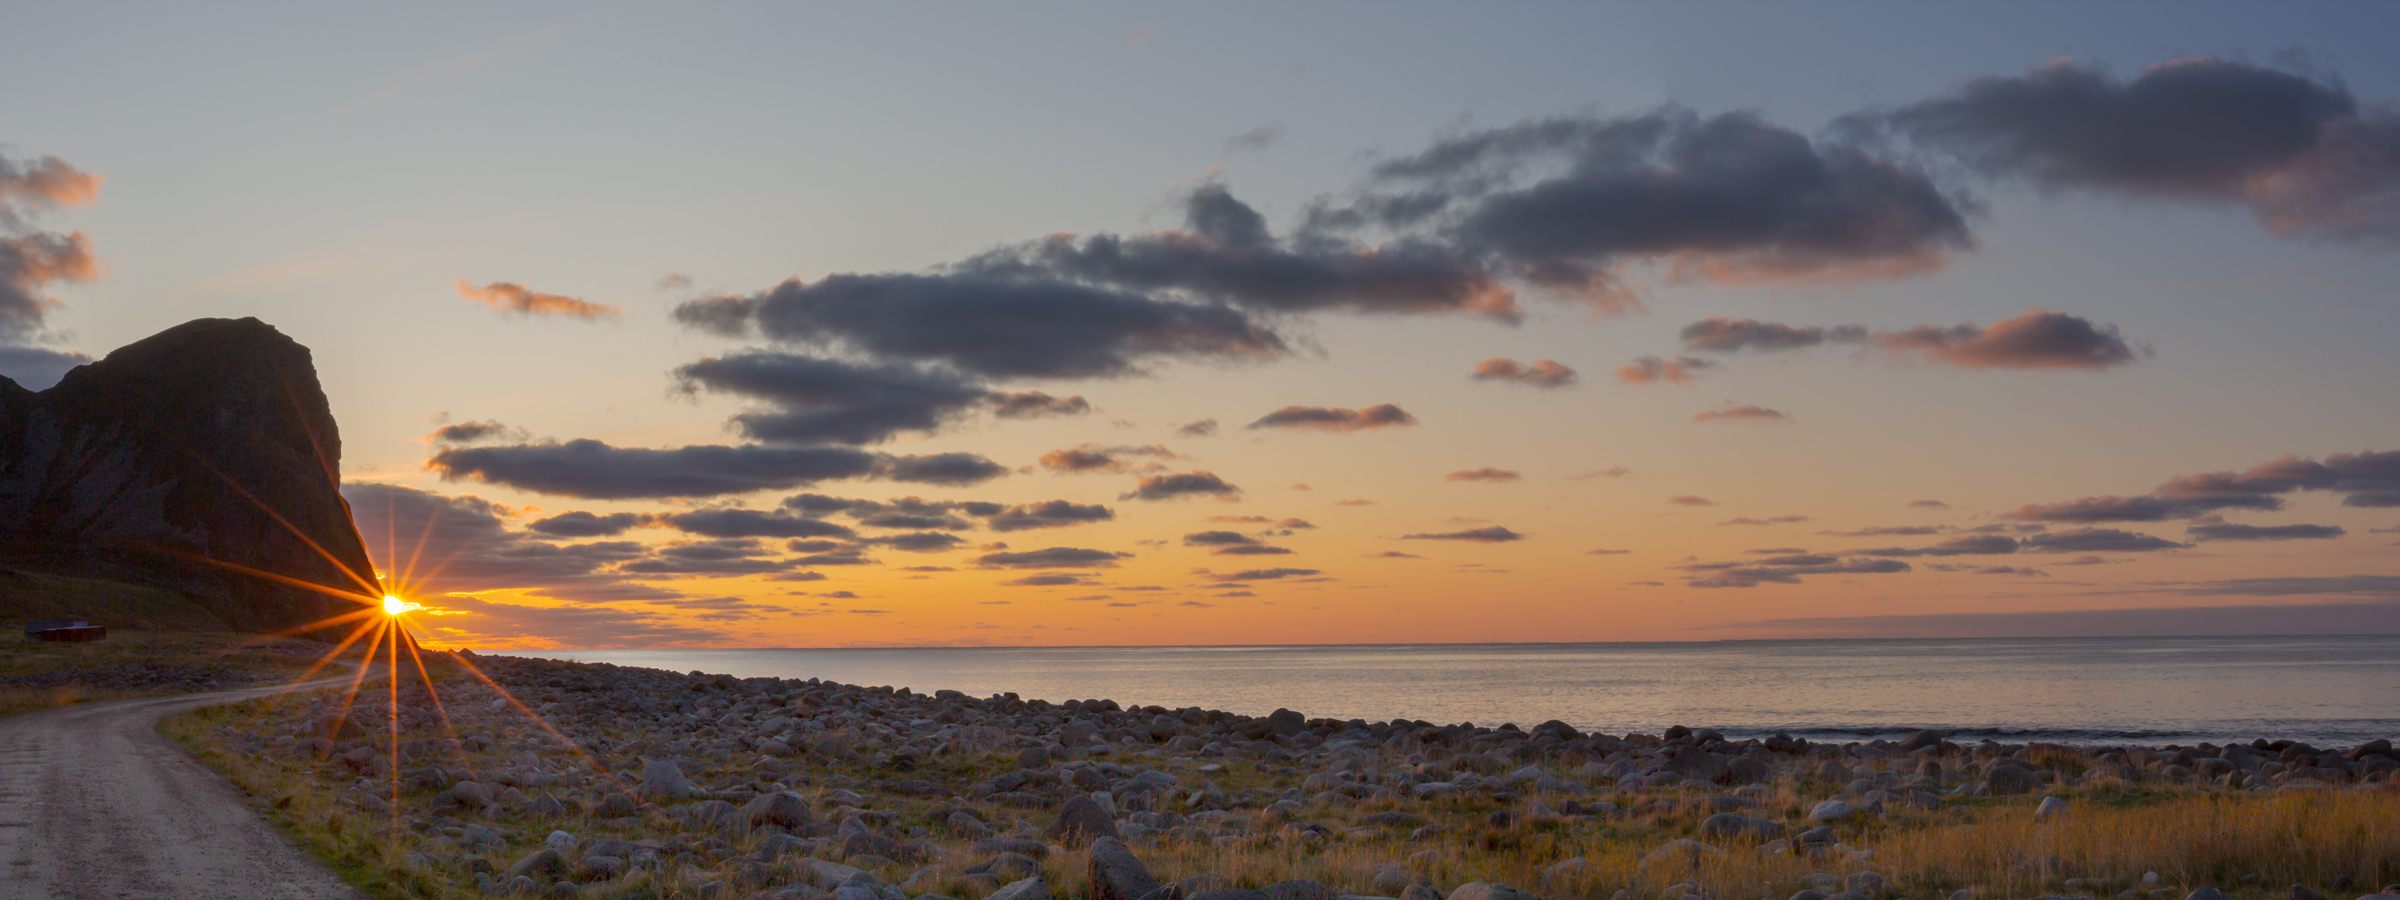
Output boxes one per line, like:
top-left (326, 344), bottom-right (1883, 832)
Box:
top-left (0, 678), bottom-right (368, 900)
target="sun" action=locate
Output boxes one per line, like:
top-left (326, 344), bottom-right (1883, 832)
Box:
top-left (382, 594), bottom-right (412, 616)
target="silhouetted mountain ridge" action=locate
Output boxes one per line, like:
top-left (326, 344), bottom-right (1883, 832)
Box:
top-left (0, 317), bottom-right (376, 635)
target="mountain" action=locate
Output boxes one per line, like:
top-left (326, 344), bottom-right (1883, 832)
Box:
top-left (0, 318), bottom-right (378, 636)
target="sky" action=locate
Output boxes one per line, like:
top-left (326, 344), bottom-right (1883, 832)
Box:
top-left (5, 1), bottom-right (2398, 649)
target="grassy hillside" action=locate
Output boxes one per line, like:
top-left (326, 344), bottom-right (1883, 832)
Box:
top-left (0, 562), bottom-right (237, 633)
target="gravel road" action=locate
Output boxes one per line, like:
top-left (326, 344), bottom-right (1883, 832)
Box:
top-left (0, 678), bottom-right (367, 899)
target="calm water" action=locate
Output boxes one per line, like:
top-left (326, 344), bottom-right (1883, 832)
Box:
top-left (499, 635), bottom-right (2400, 746)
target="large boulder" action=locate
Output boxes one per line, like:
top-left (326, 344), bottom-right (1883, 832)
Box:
top-left (1047, 793), bottom-right (1119, 846)
top-left (1087, 838), bottom-right (1161, 900)
top-left (0, 318), bottom-right (378, 634)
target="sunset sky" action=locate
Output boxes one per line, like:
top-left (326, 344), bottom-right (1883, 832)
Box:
top-left (5, 2), bottom-right (2397, 648)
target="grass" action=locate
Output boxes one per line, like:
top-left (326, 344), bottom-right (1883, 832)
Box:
top-left (157, 654), bottom-right (2400, 900)
top-left (0, 628), bottom-right (324, 718)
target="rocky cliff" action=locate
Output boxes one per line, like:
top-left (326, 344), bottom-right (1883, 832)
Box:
top-left (0, 318), bottom-right (378, 635)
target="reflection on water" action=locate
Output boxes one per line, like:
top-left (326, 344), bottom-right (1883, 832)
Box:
top-left (500, 635), bottom-right (2399, 745)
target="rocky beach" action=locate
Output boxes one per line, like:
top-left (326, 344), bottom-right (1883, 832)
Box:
top-left (167, 651), bottom-right (2400, 900)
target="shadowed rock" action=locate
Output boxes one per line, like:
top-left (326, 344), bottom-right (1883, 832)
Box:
top-left (1088, 837), bottom-right (1162, 900)
top-left (0, 317), bottom-right (377, 633)
top-left (1048, 793), bottom-right (1119, 846)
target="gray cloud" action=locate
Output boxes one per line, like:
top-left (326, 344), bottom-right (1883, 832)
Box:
top-left (974, 547), bottom-right (1133, 569)
top-left (618, 538), bottom-right (803, 577)
top-left (2009, 449), bottom-right (2400, 522)
top-left (652, 508), bottom-right (859, 540)
top-left (959, 184), bottom-right (1520, 320)
top-left (674, 270), bottom-right (1288, 380)
top-left (1247, 404), bottom-right (1417, 433)
top-left (1684, 309), bottom-right (2138, 371)
top-left (0, 344), bottom-right (88, 390)
top-left (2187, 522), bottom-right (2346, 542)
top-left (1305, 108), bottom-right (1973, 305)
top-left (1400, 526), bottom-right (1524, 543)
top-left (1617, 355), bottom-right (1716, 386)
top-left (1822, 525), bottom-right (1946, 537)
top-left (674, 352), bottom-right (991, 445)
top-left (1702, 599), bottom-right (2400, 638)
top-left (1718, 515), bottom-right (1811, 527)
top-left (1175, 419), bottom-right (1218, 438)
top-left (1867, 308), bottom-right (2140, 370)
top-left (426, 420), bottom-right (526, 446)
top-left (1678, 555), bottom-right (1912, 588)
top-left (1224, 123), bottom-right (1285, 154)
top-left (1470, 357), bottom-right (1578, 388)
top-left (1, 150), bottom-right (101, 354)
top-left (1182, 531), bottom-right (1257, 547)
top-left (2022, 527), bottom-right (2188, 553)
top-left (1869, 57), bottom-right (2400, 241)
top-left (866, 532), bottom-right (966, 552)
top-left (1036, 443), bottom-right (1180, 474)
top-left (427, 439), bottom-right (1006, 499)
top-left (427, 440), bottom-right (882, 499)
top-left (1855, 534), bottom-right (2022, 557)
top-left (880, 452), bottom-right (1011, 486)
top-left (1212, 568), bottom-right (1320, 581)
top-left (526, 511), bottom-right (645, 538)
top-left (985, 500), bottom-right (1117, 532)
top-left (1693, 402), bottom-right (1789, 424)
top-left (1681, 318), bottom-right (1866, 352)
top-left (1120, 470), bottom-right (1241, 502)
top-left (990, 391), bottom-right (1092, 419)
top-left (1444, 467), bottom-right (1521, 483)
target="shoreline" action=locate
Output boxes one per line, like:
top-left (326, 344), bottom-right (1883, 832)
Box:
top-left (167, 649), bottom-right (2400, 900)
top-left (487, 636), bottom-right (2400, 749)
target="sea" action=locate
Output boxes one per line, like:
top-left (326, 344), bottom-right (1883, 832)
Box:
top-left (496, 635), bottom-right (2400, 747)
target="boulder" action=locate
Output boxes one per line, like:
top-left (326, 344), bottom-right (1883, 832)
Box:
top-left (1088, 838), bottom-right (1162, 900)
top-left (745, 790), bottom-right (813, 829)
top-left (1047, 794), bottom-right (1119, 846)
top-left (1266, 708), bottom-right (1308, 737)
top-left (449, 780), bottom-right (494, 808)
top-left (640, 757), bottom-right (696, 800)
top-left (1897, 730), bottom-right (1946, 753)
top-left (576, 855), bottom-right (626, 880)
top-left (506, 848), bottom-right (566, 881)
top-left (990, 878), bottom-right (1053, 900)
top-left (1807, 800), bottom-right (1858, 823)
top-left (1448, 885), bottom-right (1537, 900)
top-left (1986, 765), bottom-right (2044, 796)
top-left (2034, 796), bottom-right (2068, 822)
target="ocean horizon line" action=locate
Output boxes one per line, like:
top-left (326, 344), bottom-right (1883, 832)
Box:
top-left (485, 630), bottom-right (2398, 654)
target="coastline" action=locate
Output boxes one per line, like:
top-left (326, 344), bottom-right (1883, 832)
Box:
top-left (494, 634), bottom-right (2400, 747)
top-left (169, 649), bottom-right (2400, 900)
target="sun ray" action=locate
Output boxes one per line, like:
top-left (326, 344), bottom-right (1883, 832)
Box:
top-left (184, 453), bottom-right (383, 597)
top-left (439, 653), bottom-right (626, 790)
top-left (400, 628), bottom-right (475, 782)
top-left (326, 621), bottom-right (388, 743)
top-left (397, 499), bottom-right (443, 592)
top-left (386, 617), bottom-right (401, 841)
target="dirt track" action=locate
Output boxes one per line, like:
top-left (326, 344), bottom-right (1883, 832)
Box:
top-left (0, 679), bottom-right (367, 900)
